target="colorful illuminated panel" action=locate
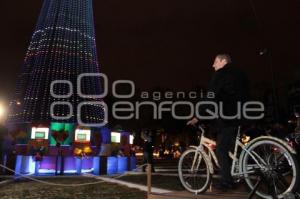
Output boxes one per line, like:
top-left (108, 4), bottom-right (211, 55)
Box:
top-left (31, 127), bottom-right (49, 139)
top-left (130, 135), bottom-right (134, 145)
top-left (50, 123), bottom-right (73, 145)
top-left (111, 132), bottom-right (121, 143)
top-left (75, 129), bottom-right (91, 142)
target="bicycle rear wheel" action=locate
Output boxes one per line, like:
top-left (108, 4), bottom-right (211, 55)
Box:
top-left (178, 149), bottom-right (211, 194)
top-left (241, 137), bottom-right (300, 199)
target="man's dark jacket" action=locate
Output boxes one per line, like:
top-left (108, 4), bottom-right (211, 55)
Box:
top-left (208, 63), bottom-right (249, 127)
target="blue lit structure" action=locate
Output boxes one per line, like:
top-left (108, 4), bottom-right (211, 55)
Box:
top-left (8, 0), bottom-right (104, 124)
top-left (7, 0), bottom-right (136, 176)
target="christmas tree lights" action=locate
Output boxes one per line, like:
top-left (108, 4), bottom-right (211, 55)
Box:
top-left (8, 0), bottom-right (104, 125)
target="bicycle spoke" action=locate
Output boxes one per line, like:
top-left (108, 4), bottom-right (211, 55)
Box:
top-left (242, 138), bottom-right (298, 199)
top-left (270, 177), bottom-right (279, 198)
top-left (276, 153), bottom-right (284, 162)
top-left (276, 174), bottom-right (289, 191)
top-left (179, 149), bottom-right (211, 193)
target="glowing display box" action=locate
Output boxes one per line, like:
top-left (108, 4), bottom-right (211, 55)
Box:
top-left (77, 134), bottom-right (87, 141)
top-left (111, 132), bottom-right (120, 143)
top-left (50, 123), bottom-right (74, 146)
top-left (75, 129), bottom-right (91, 142)
top-left (31, 127), bottom-right (49, 139)
top-left (117, 157), bottom-right (128, 173)
top-left (107, 156), bottom-right (118, 175)
top-left (130, 135), bottom-right (134, 145)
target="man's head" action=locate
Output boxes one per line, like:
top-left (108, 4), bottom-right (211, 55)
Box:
top-left (212, 54), bottom-right (232, 71)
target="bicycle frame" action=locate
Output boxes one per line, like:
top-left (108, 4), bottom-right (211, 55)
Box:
top-left (181, 125), bottom-right (299, 198)
top-left (193, 126), bottom-right (266, 178)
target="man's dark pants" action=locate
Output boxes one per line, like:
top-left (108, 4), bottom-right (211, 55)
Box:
top-left (142, 142), bottom-right (155, 172)
top-left (216, 126), bottom-right (238, 184)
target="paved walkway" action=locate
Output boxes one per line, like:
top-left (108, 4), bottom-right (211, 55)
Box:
top-left (149, 190), bottom-right (249, 199)
top-left (89, 174), bottom-right (172, 194)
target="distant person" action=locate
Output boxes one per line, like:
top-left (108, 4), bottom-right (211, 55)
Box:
top-left (141, 129), bottom-right (155, 172)
top-left (188, 54), bottom-right (249, 191)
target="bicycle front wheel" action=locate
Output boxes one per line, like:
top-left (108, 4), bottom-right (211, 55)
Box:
top-left (242, 137), bottom-right (300, 199)
top-left (178, 149), bottom-right (211, 194)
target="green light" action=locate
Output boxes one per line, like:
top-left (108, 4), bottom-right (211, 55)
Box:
top-left (77, 134), bottom-right (87, 141)
top-left (50, 122), bottom-right (74, 145)
top-left (35, 132), bottom-right (45, 139)
top-left (51, 122), bottom-right (65, 131)
top-left (111, 135), bottom-right (117, 143)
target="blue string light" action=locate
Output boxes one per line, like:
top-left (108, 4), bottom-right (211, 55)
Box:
top-left (8, 0), bottom-right (104, 125)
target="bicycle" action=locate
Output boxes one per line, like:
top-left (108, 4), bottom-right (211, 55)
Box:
top-left (178, 125), bottom-right (300, 199)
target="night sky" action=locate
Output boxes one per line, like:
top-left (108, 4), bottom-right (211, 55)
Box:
top-left (0, 0), bottom-right (299, 102)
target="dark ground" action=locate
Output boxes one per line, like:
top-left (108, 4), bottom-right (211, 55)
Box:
top-left (120, 174), bottom-right (184, 191)
top-left (0, 177), bottom-right (146, 199)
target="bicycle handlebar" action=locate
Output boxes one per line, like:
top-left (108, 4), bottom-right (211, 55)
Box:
top-left (187, 124), bottom-right (205, 135)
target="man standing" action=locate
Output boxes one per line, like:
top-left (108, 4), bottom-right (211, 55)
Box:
top-left (188, 54), bottom-right (249, 191)
top-left (141, 129), bottom-right (155, 172)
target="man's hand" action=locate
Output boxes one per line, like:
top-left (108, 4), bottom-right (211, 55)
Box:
top-left (187, 117), bottom-right (199, 126)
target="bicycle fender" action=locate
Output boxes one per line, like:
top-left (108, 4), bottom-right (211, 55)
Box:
top-left (247, 136), bottom-right (297, 154)
top-left (239, 135), bottom-right (297, 174)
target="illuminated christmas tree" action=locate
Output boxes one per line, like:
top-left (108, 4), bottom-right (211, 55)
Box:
top-left (8, 0), bottom-right (104, 125)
